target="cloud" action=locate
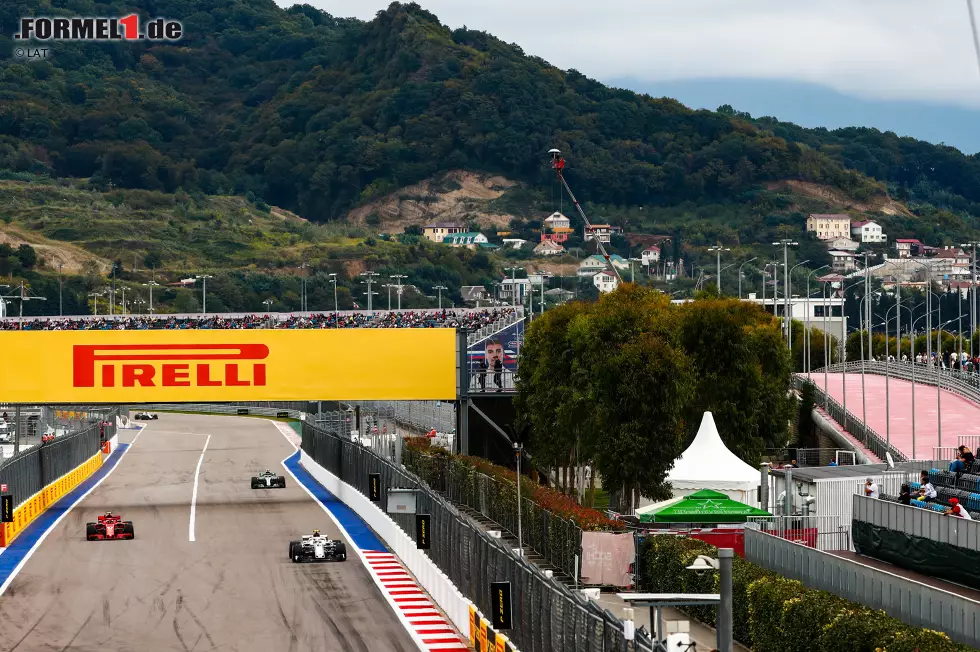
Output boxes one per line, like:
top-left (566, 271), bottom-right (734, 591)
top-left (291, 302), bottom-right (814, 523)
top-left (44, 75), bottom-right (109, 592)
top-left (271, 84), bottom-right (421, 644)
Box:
top-left (279, 0), bottom-right (980, 108)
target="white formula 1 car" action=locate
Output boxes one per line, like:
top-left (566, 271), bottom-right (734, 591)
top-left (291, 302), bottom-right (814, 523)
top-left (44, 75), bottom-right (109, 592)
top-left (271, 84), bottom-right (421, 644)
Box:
top-left (251, 469), bottom-right (286, 489)
top-left (289, 530), bottom-right (347, 562)
top-left (133, 412), bottom-right (159, 420)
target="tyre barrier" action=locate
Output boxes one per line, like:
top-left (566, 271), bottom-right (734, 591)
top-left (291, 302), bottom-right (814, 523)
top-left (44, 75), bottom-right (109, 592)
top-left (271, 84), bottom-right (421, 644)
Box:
top-left (0, 451), bottom-right (103, 547)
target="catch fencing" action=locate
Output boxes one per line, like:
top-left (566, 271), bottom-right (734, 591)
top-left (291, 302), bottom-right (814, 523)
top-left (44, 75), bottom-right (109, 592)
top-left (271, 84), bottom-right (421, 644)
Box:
top-left (0, 409), bottom-right (115, 509)
top-left (402, 449), bottom-right (584, 580)
top-left (744, 526), bottom-right (980, 648)
top-left (345, 400), bottom-right (456, 435)
top-left (138, 401), bottom-right (315, 420)
top-left (302, 418), bottom-right (654, 652)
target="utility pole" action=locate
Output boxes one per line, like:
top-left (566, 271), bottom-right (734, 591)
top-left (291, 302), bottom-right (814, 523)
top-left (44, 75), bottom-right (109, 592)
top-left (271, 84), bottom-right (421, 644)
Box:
top-left (110, 264), bottom-right (116, 315)
top-left (773, 240), bottom-right (798, 347)
top-left (195, 274), bottom-right (213, 314)
top-left (300, 262), bottom-right (309, 312)
top-left (58, 263), bottom-right (63, 316)
top-left (121, 286), bottom-right (127, 317)
top-left (707, 245), bottom-right (730, 294)
top-left (738, 257), bottom-right (757, 299)
top-left (359, 271), bottom-right (379, 311)
top-left (390, 275), bottom-right (407, 310)
top-left (89, 291), bottom-right (103, 316)
top-left (505, 267), bottom-right (523, 307)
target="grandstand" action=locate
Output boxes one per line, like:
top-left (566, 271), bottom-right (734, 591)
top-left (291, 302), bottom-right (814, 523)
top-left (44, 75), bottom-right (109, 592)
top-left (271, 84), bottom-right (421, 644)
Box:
top-left (0, 307), bottom-right (521, 332)
top-left (904, 463), bottom-right (980, 518)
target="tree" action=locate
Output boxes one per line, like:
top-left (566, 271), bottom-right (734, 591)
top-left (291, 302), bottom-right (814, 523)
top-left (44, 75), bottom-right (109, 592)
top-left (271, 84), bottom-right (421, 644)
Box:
top-left (144, 251), bottom-right (163, 270)
top-left (15, 244), bottom-right (37, 270)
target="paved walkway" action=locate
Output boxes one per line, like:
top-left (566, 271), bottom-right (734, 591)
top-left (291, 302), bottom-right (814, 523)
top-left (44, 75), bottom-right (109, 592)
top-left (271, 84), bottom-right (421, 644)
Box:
top-left (810, 372), bottom-right (980, 460)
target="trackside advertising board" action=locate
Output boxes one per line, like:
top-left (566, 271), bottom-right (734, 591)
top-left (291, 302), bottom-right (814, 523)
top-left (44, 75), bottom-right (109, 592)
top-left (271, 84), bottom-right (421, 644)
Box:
top-left (0, 329), bottom-right (457, 402)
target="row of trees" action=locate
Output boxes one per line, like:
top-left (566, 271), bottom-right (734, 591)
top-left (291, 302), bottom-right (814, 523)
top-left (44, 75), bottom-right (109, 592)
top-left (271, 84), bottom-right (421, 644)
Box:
top-left (515, 285), bottom-right (794, 508)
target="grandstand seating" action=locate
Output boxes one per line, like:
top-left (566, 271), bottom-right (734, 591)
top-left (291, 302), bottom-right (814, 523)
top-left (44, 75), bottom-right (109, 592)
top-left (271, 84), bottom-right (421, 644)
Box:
top-left (0, 308), bottom-right (519, 332)
top-left (894, 461), bottom-right (980, 519)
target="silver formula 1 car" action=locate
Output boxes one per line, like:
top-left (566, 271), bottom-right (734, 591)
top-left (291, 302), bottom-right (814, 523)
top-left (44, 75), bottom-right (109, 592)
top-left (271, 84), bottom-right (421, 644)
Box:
top-left (251, 469), bottom-right (286, 489)
top-left (289, 530), bottom-right (346, 562)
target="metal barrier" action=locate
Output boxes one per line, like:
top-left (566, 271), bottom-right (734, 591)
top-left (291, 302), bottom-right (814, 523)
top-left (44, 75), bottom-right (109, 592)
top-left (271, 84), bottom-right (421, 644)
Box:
top-left (815, 360), bottom-right (980, 407)
top-left (853, 494), bottom-right (980, 551)
top-left (403, 449), bottom-right (585, 579)
top-left (764, 447), bottom-right (858, 466)
top-left (138, 402), bottom-right (313, 419)
top-left (346, 400), bottom-right (456, 435)
top-left (744, 527), bottom-right (980, 648)
top-left (746, 515), bottom-right (853, 552)
top-left (0, 411), bottom-right (114, 510)
top-left (794, 376), bottom-right (907, 462)
top-left (303, 419), bottom-right (654, 652)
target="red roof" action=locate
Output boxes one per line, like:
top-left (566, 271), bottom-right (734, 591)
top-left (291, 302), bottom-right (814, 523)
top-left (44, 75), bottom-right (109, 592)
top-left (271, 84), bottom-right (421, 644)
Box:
top-left (644, 246), bottom-right (660, 253)
top-left (851, 221), bottom-right (869, 228)
top-left (895, 239), bottom-right (921, 244)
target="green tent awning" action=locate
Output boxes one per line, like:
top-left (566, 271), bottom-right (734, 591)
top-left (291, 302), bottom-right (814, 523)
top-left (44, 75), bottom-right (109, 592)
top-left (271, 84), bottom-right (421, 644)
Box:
top-left (639, 489), bottom-right (772, 524)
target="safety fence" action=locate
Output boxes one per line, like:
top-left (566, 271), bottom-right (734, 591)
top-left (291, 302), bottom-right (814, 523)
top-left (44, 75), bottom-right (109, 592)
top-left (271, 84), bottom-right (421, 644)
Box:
top-left (744, 527), bottom-right (980, 648)
top-left (763, 447), bottom-right (858, 467)
top-left (302, 419), bottom-right (654, 652)
top-left (853, 494), bottom-right (980, 552)
top-left (815, 360), bottom-right (980, 408)
top-left (345, 400), bottom-right (456, 435)
top-left (138, 402), bottom-right (314, 420)
top-left (793, 376), bottom-right (907, 462)
top-left (402, 449), bottom-right (584, 580)
top-left (0, 411), bottom-right (115, 510)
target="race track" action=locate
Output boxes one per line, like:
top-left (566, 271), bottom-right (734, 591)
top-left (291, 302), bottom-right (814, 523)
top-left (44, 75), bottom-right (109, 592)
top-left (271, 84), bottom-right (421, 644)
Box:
top-left (0, 414), bottom-right (418, 652)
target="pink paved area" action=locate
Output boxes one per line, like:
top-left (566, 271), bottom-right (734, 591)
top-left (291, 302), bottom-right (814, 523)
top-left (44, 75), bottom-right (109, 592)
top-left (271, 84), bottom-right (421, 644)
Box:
top-left (810, 373), bottom-right (980, 460)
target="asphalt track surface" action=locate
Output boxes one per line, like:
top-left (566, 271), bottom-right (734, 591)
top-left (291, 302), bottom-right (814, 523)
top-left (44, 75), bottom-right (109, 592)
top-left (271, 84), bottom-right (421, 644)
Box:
top-left (0, 414), bottom-right (418, 652)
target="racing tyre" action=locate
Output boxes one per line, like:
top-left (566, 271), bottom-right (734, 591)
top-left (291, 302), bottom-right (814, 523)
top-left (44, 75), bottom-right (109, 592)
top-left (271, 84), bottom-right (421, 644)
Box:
top-left (250, 478), bottom-right (260, 489)
top-left (122, 522), bottom-right (135, 539)
top-left (334, 542), bottom-right (347, 561)
top-left (86, 523), bottom-right (98, 541)
top-left (277, 477), bottom-right (286, 488)
top-left (289, 540), bottom-right (300, 559)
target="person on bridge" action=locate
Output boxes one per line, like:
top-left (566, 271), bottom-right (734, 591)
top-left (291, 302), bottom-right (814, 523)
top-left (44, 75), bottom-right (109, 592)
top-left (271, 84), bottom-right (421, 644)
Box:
top-left (478, 356), bottom-right (487, 391)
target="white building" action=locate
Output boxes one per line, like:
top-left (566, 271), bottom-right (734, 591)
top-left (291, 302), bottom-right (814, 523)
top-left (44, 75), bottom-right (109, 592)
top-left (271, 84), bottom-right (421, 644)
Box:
top-left (577, 254), bottom-right (630, 276)
top-left (543, 212), bottom-right (571, 230)
top-left (501, 238), bottom-right (527, 250)
top-left (641, 246), bottom-right (661, 266)
top-left (743, 294), bottom-right (847, 344)
top-left (828, 237), bottom-right (859, 252)
top-left (593, 271), bottom-right (619, 293)
top-left (851, 221), bottom-right (886, 243)
top-left (806, 214), bottom-right (851, 241)
top-left (442, 232), bottom-right (489, 249)
top-left (499, 278), bottom-right (531, 303)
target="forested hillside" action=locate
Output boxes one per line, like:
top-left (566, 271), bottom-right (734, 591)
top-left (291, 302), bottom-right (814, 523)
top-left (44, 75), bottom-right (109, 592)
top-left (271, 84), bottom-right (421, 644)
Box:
top-left (1, 0), bottom-right (978, 231)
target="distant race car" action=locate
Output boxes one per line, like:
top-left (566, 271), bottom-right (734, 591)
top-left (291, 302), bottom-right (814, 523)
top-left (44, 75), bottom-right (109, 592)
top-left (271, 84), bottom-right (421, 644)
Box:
top-left (289, 530), bottom-right (346, 562)
top-left (86, 512), bottom-right (135, 541)
top-left (133, 412), bottom-right (159, 420)
top-left (251, 470), bottom-right (286, 489)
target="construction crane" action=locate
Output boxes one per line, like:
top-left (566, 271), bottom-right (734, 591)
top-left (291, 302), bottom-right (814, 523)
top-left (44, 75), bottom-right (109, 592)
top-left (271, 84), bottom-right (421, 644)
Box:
top-left (550, 149), bottom-right (624, 283)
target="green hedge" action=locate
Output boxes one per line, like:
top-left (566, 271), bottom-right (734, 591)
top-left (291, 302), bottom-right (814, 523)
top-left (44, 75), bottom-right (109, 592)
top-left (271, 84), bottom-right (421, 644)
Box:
top-left (639, 535), bottom-right (972, 652)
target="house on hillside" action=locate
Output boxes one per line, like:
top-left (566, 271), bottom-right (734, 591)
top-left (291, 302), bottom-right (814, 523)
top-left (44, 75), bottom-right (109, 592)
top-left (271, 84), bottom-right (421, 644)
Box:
top-left (894, 239), bottom-right (923, 258)
top-left (541, 212), bottom-right (574, 244)
top-left (641, 246), bottom-right (661, 267)
top-left (828, 237), bottom-right (859, 252)
top-left (829, 250), bottom-right (856, 273)
top-left (593, 271), bottom-right (619, 293)
top-left (442, 232), bottom-right (490, 249)
top-left (533, 240), bottom-right (565, 256)
top-left (543, 212), bottom-right (571, 230)
top-left (806, 214), bottom-right (851, 240)
top-left (500, 278), bottom-right (531, 303)
top-left (501, 238), bottom-right (527, 249)
top-left (584, 224), bottom-right (623, 243)
top-left (851, 220), bottom-right (886, 243)
top-left (423, 222), bottom-right (466, 243)
top-left (926, 247), bottom-right (971, 279)
top-left (577, 254), bottom-right (630, 276)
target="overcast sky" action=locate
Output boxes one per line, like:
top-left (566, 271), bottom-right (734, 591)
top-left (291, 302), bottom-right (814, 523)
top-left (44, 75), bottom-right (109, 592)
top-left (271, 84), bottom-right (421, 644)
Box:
top-left (282, 0), bottom-right (980, 109)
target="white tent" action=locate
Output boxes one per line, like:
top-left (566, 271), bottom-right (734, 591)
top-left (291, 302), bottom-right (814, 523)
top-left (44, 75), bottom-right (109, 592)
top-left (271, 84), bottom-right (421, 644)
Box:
top-left (666, 411), bottom-right (761, 506)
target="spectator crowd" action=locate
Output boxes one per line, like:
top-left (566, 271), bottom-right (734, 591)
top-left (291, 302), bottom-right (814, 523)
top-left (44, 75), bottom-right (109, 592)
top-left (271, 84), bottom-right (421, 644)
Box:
top-left (0, 308), bottom-right (517, 332)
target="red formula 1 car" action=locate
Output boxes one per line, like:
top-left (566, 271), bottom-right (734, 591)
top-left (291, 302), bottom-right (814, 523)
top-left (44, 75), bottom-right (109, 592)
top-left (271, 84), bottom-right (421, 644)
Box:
top-left (86, 512), bottom-right (135, 541)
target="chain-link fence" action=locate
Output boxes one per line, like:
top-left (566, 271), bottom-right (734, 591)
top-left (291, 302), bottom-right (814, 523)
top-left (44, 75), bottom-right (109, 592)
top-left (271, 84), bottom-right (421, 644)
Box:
top-left (346, 400), bottom-right (456, 434)
top-left (403, 448), bottom-right (584, 580)
top-left (302, 418), bottom-right (655, 652)
top-left (0, 409), bottom-right (115, 509)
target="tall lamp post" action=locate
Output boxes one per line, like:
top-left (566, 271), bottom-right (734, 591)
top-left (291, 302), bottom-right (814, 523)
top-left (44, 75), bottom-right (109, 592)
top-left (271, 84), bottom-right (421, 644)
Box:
top-left (804, 265), bottom-right (829, 376)
top-left (773, 239), bottom-right (799, 346)
top-left (962, 241), bottom-right (980, 360)
top-left (513, 442), bottom-right (524, 555)
top-left (707, 245), bottom-right (730, 294)
top-left (738, 257), bottom-right (757, 299)
top-left (505, 267), bottom-right (523, 307)
top-left (300, 262), bottom-right (309, 312)
top-left (328, 273), bottom-right (338, 318)
top-left (359, 271), bottom-right (379, 311)
top-left (787, 259), bottom-right (811, 353)
top-left (433, 285), bottom-right (447, 310)
top-left (883, 303), bottom-right (913, 450)
top-left (58, 263), bottom-right (64, 316)
top-left (195, 274), bottom-right (213, 314)
top-left (143, 281), bottom-right (159, 314)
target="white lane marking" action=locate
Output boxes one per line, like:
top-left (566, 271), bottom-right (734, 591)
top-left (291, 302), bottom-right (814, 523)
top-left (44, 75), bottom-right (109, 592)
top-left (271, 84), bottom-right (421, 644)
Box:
top-left (0, 424), bottom-right (147, 595)
top-left (188, 434), bottom-right (212, 542)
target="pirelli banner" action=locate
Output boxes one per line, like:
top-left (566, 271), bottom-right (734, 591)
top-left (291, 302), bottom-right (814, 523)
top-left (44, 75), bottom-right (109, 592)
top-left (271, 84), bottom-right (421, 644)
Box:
top-left (0, 329), bottom-right (458, 403)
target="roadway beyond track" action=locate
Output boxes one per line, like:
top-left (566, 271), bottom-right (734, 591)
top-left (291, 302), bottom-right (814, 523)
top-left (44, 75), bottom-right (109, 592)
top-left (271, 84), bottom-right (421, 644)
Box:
top-left (0, 413), bottom-right (417, 652)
